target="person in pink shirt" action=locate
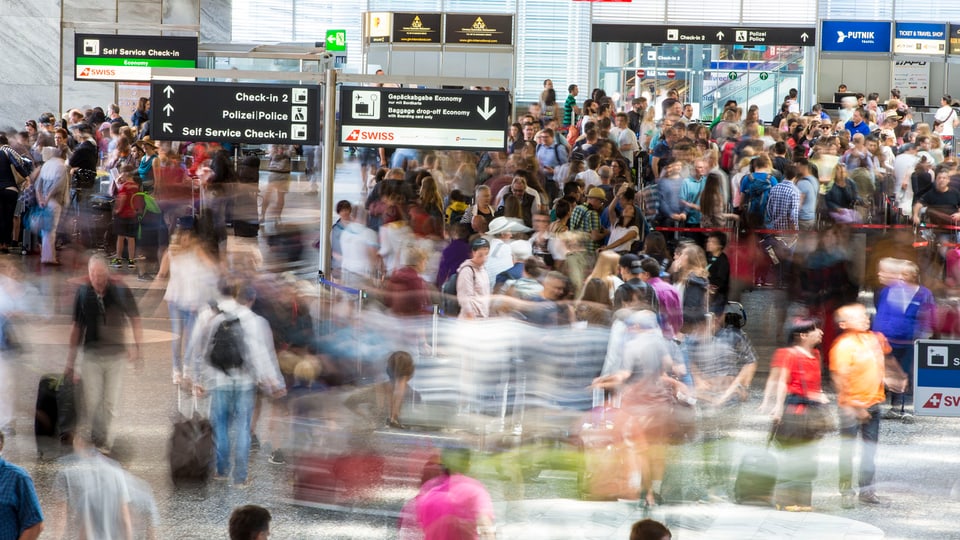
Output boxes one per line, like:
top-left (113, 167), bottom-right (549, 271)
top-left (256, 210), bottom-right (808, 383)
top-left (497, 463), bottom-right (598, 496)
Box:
top-left (413, 449), bottom-right (496, 540)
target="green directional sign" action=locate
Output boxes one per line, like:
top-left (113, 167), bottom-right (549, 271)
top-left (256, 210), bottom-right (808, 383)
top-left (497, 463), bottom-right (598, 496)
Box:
top-left (759, 72), bottom-right (769, 81)
top-left (728, 71), bottom-right (738, 80)
top-left (325, 30), bottom-right (346, 51)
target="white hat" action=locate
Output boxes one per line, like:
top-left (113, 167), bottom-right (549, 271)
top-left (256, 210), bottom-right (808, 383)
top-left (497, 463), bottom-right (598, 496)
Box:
top-left (486, 216), bottom-right (532, 236)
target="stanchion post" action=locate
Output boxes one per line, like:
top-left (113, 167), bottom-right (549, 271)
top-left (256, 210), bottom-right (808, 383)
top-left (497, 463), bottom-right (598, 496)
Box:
top-left (318, 68), bottom-right (338, 278)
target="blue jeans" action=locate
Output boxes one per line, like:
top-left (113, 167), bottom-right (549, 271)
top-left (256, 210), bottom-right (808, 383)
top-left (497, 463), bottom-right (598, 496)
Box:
top-left (838, 404), bottom-right (880, 494)
top-left (211, 383), bottom-right (255, 483)
top-left (888, 345), bottom-right (914, 410)
top-left (168, 303), bottom-right (196, 376)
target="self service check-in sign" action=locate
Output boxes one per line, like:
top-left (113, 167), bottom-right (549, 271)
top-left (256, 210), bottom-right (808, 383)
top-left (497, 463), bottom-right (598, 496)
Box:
top-left (339, 86), bottom-right (509, 151)
top-left (915, 339), bottom-right (960, 417)
top-left (149, 81), bottom-right (319, 145)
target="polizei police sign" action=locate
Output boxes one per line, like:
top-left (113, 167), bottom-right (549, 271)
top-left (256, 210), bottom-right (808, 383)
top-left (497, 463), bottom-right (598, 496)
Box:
top-left (338, 86), bottom-right (509, 151)
top-left (149, 81), bottom-right (320, 145)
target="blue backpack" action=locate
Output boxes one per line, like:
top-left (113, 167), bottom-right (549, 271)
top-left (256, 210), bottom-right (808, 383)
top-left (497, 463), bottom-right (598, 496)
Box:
top-left (739, 174), bottom-right (772, 229)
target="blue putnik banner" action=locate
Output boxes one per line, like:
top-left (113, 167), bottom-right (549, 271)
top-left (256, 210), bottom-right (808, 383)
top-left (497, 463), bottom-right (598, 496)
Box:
top-left (821, 20), bottom-right (891, 53)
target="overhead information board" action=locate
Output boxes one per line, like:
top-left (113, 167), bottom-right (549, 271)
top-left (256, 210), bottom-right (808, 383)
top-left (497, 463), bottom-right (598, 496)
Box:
top-left (339, 86), bottom-right (508, 151)
top-left (915, 339), bottom-right (960, 417)
top-left (444, 14), bottom-right (513, 45)
top-left (590, 24), bottom-right (816, 46)
top-left (950, 24), bottom-right (960, 55)
top-left (149, 81), bottom-right (320, 145)
top-left (75, 33), bottom-right (197, 81)
top-left (392, 13), bottom-right (442, 43)
top-left (894, 23), bottom-right (946, 55)
top-left (820, 20), bottom-right (891, 53)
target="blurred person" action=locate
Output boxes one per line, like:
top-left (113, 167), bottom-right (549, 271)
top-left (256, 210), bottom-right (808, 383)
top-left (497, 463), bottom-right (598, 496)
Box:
top-left (760, 317), bottom-right (829, 510)
top-left (436, 222), bottom-right (472, 287)
top-left (151, 141), bottom-right (192, 239)
top-left (338, 214), bottom-right (379, 291)
top-left (600, 196), bottom-right (640, 253)
top-left (765, 163), bottom-right (801, 230)
top-left (614, 253), bottom-right (659, 312)
top-left (410, 176), bottom-right (444, 238)
top-left (160, 228), bottom-right (219, 384)
top-left (574, 276), bottom-right (613, 326)
top-left (830, 303), bottom-right (901, 508)
top-left (583, 250), bottom-right (623, 303)
top-left (705, 232), bottom-right (730, 314)
top-left (699, 172), bottom-right (736, 229)
top-left (569, 186), bottom-right (607, 254)
top-left (638, 231), bottom-right (672, 275)
top-left (378, 187), bottom-right (414, 277)
top-left (638, 256), bottom-right (681, 339)
top-left (497, 176), bottom-right (537, 228)
top-left (186, 280), bottom-right (286, 486)
top-left (873, 259), bottom-right (934, 422)
top-left (53, 432), bottom-right (133, 540)
top-left (345, 351), bottom-right (416, 429)
top-left (689, 302), bottom-right (756, 502)
top-left (893, 143), bottom-right (919, 214)
top-left (528, 211), bottom-right (556, 268)
top-left (671, 243), bottom-right (710, 334)
top-left (483, 217), bottom-right (529, 287)
top-left (525, 271), bottom-right (571, 326)
top-left (502, 256), bottom-right (546, 301)
top-left (913, 170), bottom-right (960, 228)
top-left (110, 166), bottom-right (140, 268)
top-left (457, 237), bottom-right (492, 320)
top-left (415, 449), bottom-right (496, 539)
top-left (33, 149), bottom-right (69, 265)
top-left (384, 246), bottom-right (432, 317)
top-left (330, 200), bottom-right (352, 278)
top-left (592, 310), bottom-right (686, 508)
top-left (824, 166), bottom-right (861, 222)
top-left (0, 136), bottom-right (32, 254)
top-left (459, 184), bottom-right (496, 235)
top-left (228, 505), bottom-right (271, 540)
top-left (494, 240), bottom-right (533, 291)
top-left (65, 255), bottom-right (143, 454)
top-left (630, 518), bottom-right (671, 540)
top-left (0, 431), bottom-right (44, 540)
top-left (934, 95), bottom-right (958, 144)
top-left (260, 144), bottom-right (294, 224)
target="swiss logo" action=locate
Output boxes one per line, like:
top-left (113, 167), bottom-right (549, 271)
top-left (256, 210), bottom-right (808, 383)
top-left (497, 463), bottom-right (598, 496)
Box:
top-left (923, 393), bottom-right (943, 409)
top-left (345, 129), bottom-right (360, 142)
top-left (79, 67), bottom-right (90, 77)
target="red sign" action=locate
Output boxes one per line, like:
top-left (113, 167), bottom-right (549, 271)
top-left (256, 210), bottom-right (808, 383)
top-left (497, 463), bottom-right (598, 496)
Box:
top-left (666, 70), bottom-right (676, 79)
top-left (636, 69), bottom-right (646, 78)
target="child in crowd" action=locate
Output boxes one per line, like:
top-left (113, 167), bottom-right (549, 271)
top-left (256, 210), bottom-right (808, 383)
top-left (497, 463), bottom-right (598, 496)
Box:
top-left (111, 167), bottom-right (139, 268)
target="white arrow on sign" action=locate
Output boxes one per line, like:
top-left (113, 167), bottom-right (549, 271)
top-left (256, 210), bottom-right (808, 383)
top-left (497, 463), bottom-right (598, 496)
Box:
top-left (717, 31), bottom-right (725, 40)
top-left (801, 32), bottom-right (809, 42)
top-left (163, 85), bottom-right (175, 98)
top-left (327, 35), bottom-right (336, 44)
top-left (163, 103), bottom-right (174, 116)
top-left (476, 97), bottom-right (496, 121)
top-left (162, 123), bottom-right (173, 133)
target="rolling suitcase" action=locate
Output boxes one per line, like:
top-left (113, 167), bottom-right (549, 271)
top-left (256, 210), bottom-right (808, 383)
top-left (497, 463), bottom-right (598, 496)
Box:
top-left (169, 385), bottom-right (214, 487)
top-left (733, 448), bottom-right (778, 506)
top-left (35, 374), bottom-right (81, 457)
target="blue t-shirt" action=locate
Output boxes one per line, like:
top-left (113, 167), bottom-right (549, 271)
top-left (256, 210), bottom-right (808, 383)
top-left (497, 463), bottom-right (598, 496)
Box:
top-left (845, 120), bottom-right (870, 138)
top-left (0, 458), bottom-right (44, 540)
top-left (797, 175), bottom-right (819, 221)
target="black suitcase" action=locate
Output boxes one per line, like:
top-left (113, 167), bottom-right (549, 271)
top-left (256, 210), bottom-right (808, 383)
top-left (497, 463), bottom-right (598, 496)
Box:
top-left (35, 374), bottom-right (81, 457)
top-left (169, 387), bottom-right (214, 486)
top-left (734, 448), bottom-right (778, 506)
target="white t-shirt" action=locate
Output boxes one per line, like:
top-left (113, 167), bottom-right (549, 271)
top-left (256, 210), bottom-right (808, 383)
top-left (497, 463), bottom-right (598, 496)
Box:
top-left (617, 128), bottom-right (639, 161)
top-left (935, 105), bottom-right (957, 138)
top-left (341, 222), bottom-right (378, 276)
top-left (607, 224), bottom-right (639, 252)
top-left (577, 169), bottom-right (601, 188)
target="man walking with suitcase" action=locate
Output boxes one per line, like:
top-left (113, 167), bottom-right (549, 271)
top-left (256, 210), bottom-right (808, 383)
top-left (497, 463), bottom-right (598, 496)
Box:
top-left (186, 279), bottom-right (285, 487)
top-left (65, 255), bottom-right (143, 455)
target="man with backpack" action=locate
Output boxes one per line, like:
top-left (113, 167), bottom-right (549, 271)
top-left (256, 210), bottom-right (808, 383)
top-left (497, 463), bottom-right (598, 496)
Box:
top-left (737, 154), bottom-right (778, 230)
top-left (535, 129), bottom-right (568, 201)
top-left (186, 279), bottom-right (285, 487)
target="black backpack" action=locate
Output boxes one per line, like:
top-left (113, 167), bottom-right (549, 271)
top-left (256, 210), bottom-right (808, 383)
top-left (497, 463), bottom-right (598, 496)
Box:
top-left (207, 302), bottom-right (245, 373)
top-left (440, 271), bottom-right (461, 317)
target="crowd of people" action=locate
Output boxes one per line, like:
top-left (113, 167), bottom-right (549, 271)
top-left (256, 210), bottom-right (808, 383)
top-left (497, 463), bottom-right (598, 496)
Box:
top-left (0, 79), bottom-right (957, 537)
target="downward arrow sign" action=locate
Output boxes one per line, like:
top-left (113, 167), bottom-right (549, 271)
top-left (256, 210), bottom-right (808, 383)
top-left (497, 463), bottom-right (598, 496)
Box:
top-left (162, 123), bottom-right (173, 133)
top-left (476, 97), bottom-right (496, 121)
top-left (163, 103), bottom-right (174, 116)
top-left (163, 85), bottom-right (174, 98)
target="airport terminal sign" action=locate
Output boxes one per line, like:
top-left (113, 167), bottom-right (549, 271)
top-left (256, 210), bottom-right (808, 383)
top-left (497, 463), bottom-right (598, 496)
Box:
top-left (894, 23), bottom-right (946, 55)
top-left (914, 339), bottom-right (960, 417)
top-left (591, 24), bottom-right (815, 46)
top-left (820, 20), bottom-right (891, 53)
top-left (392, 13), bottom-right (442, 43)
top-left (75, 33), bottom-right (197, 81)
top-left (339, 86), bottom-right (508, 151)
top-left (444, 14), bottom-right (513, 45)
top-left (149, 82), bottom-right (320, 145)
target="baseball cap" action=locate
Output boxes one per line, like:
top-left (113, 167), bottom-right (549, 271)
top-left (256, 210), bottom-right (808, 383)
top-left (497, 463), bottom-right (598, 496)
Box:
top-left (471, 237), bottom-right (490, 251)
top-left (619, 253), bottom-right (639, 269)
top-left (629, 259), bottom-right (645, 274)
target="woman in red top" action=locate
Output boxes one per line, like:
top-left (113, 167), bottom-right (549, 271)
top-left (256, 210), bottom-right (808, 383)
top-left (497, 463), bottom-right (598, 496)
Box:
top-left (760, 318), bottom-right (830, 511)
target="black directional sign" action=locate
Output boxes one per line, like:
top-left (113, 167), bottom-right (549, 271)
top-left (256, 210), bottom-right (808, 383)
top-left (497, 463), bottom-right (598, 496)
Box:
top-left (591, 24), bottom-right (816, 47)
top-left (149, 81), bottom-right (320, 145)
top-left (338, 86), bottom-right (509, 151)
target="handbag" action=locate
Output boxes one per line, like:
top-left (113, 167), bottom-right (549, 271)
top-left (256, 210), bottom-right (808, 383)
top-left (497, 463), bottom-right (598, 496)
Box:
top-left (772, 352), bottom-right (836, 446)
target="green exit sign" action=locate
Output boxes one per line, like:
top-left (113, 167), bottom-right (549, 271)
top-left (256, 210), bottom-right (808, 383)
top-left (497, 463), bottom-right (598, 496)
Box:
top-left (325, 30), bottom-right (346, 51)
